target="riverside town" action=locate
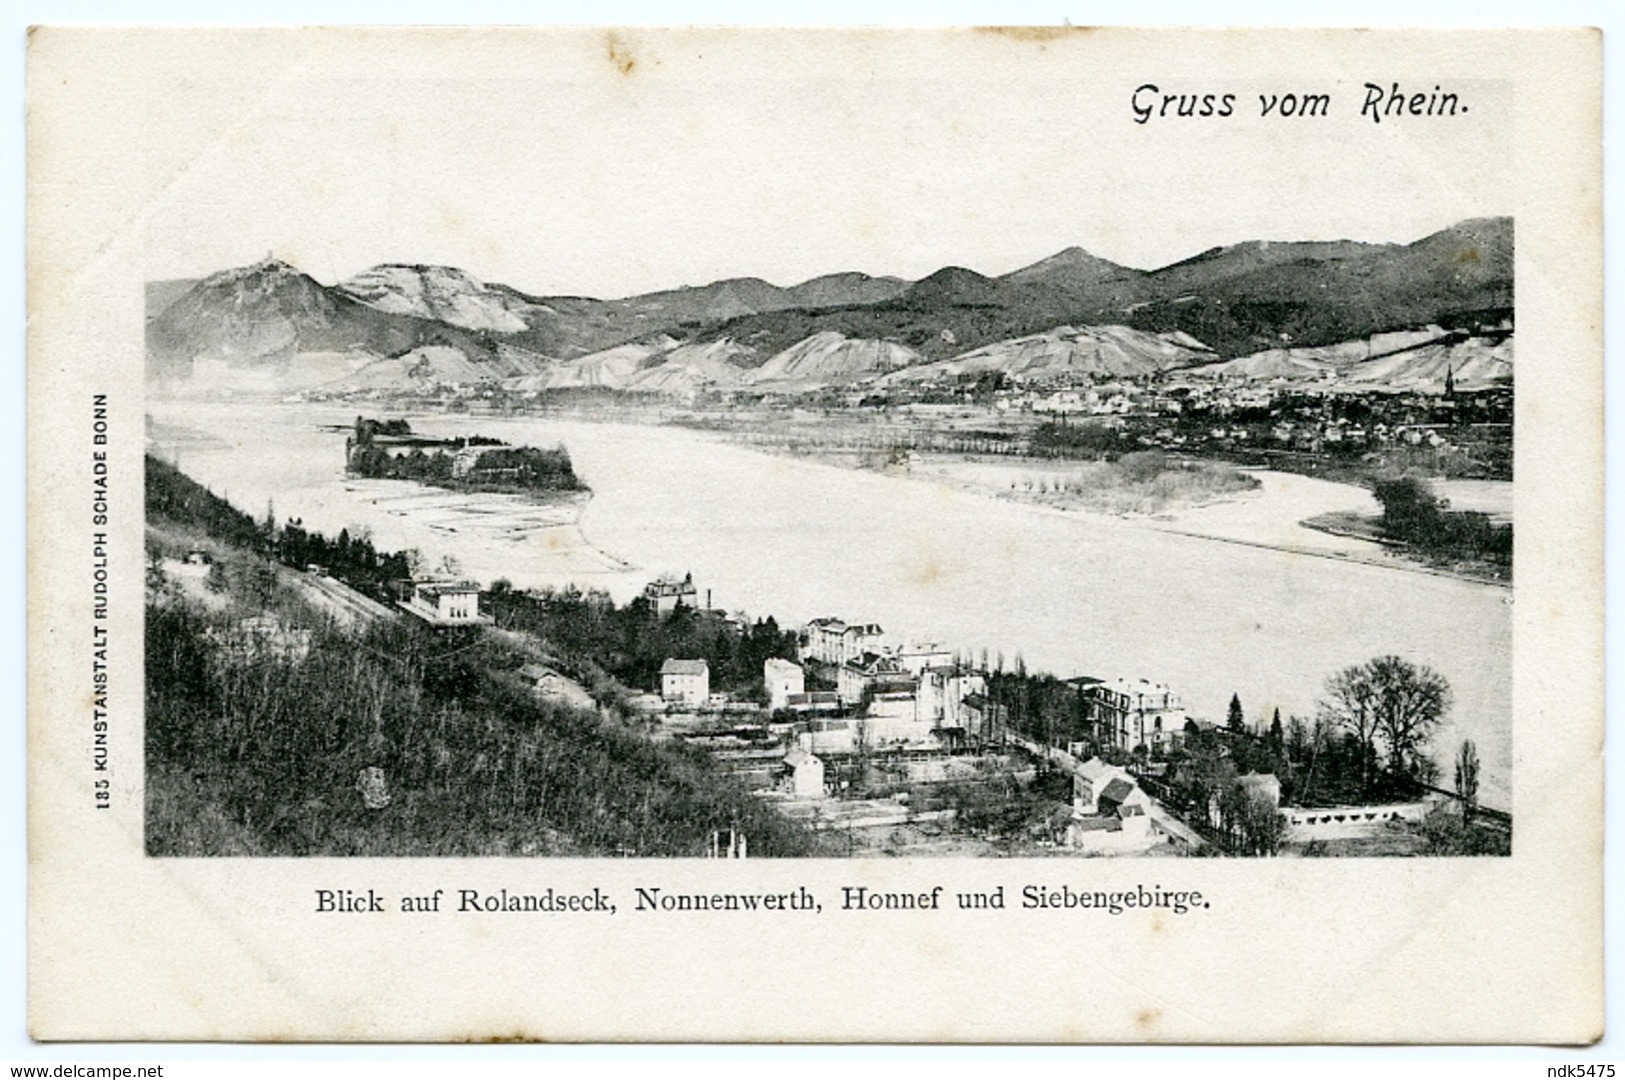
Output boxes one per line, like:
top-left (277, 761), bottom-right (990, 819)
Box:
top-left (143, 217), bottom-right (1513, 860)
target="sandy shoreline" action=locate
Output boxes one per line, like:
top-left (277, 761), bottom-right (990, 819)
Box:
top-left (143, 400), bottom-right (1513, 809)
top-left (708, 437), bottom-right (1510, 589)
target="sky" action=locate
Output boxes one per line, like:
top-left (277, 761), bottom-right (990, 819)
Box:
top-left (132, 29), bottom-right (1512, 297)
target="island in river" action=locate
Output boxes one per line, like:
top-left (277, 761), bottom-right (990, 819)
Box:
top-left (344, 415), bottom-right (585, 496)
top-left (145, 400), bottom-right (1512, 814)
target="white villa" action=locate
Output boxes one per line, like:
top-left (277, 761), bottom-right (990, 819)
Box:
top-left (399, 580), bottom-right (490, 627)
top-left (764, 657), bottom-right (805, 712)
top-left (660, 658), bottom-right (710, 706)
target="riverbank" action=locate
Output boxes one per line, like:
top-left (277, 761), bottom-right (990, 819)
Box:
top-left (897, 452), bottom-right (1261, 517)
top-left (722, 433), bottom-right (1509, 588)
top-left (145, 399), bottom-right (1512, 811)
top-left (144, 457), bottom-right (827, 858)
top-left (346, 415), bottom-right (588, 497)
top-left (147, 411), bottom-right (634, 586)
top-left (1301, 511), bottom-right (1511, 585)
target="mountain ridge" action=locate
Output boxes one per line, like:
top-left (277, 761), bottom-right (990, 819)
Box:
top-left (146, 217), bottom-right (1513, 393)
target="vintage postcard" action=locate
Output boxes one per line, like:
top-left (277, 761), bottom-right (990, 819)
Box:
top-left (26, 27), bottom-right (1602, 1042)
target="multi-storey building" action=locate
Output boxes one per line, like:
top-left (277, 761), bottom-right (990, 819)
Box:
top-left (1076, 677), bottom-right (1187, 755)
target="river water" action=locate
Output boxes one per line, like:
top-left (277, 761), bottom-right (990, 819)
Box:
top-left (148, 401), bottom-right (1513, 810)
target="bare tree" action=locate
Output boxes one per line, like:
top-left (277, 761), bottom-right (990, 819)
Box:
top-left (1320, 655), bottom-right (1451, 797)
top-left (1367, 655), bottom-right (1451, 778)
top-left (1228, 784), bottom-right (1283, 857)
top-left (1454, 739), bottom-right (1481, 821)
top-left (1319, 663), bottom-right (1381, 794)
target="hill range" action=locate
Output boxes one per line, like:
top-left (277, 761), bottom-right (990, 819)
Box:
top-left (146, 217), bottom-right (1513, 397)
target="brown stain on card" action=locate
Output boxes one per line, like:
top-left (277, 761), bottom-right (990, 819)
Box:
top-left (912, 559), bottom-right (945, 588)
top-left (607, 34), bottom-right (636, 76)
top-left (977, 25), bottom-right (1095, 43)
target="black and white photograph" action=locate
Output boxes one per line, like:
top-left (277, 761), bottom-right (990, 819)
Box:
top-left (25, 25), bottom-right (1602, 1044)
top-left (138, 39), bottom-right (1513, 861)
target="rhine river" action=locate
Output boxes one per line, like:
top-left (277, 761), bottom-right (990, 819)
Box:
top-left (148, 401), bottom-right (1513, 810)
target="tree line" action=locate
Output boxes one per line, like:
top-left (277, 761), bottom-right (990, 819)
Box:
top-left (987, 648), bottom-right (1484, 855)
top-left (1372, 477), bottom-right (1512, 567)
top-left (145, 601), bottom-right (819, 857)
top-left (347, 415), bottom-right (583, 494)
top-left (145, 455), bottom-right (821, 857)
top-left (149, 451), bottom-right (413, 602)
top-left (483, 584), bottom-right (800, 704)
top-left (346, 442), bottom-right (583, 493)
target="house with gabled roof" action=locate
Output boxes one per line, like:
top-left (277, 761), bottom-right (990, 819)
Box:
top-left (660, 658), bottom-right (710, 706)
top-left (643, 573), bottom-right (697, 615)
top-left (764, 657), bottom-right (805, 712)
top-left (803, 617), bottom-right (886, 667)
top-left (1068, 756), bottom-right (1156, 851)
top-left (782, 747), bottom-right (826, 799)
top-left (1073, 756), bottom-right (1146, 816)
top-left (837, 651), bottom-right (912, 706)
top-left (517, 663), bottom-right (594, 709)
